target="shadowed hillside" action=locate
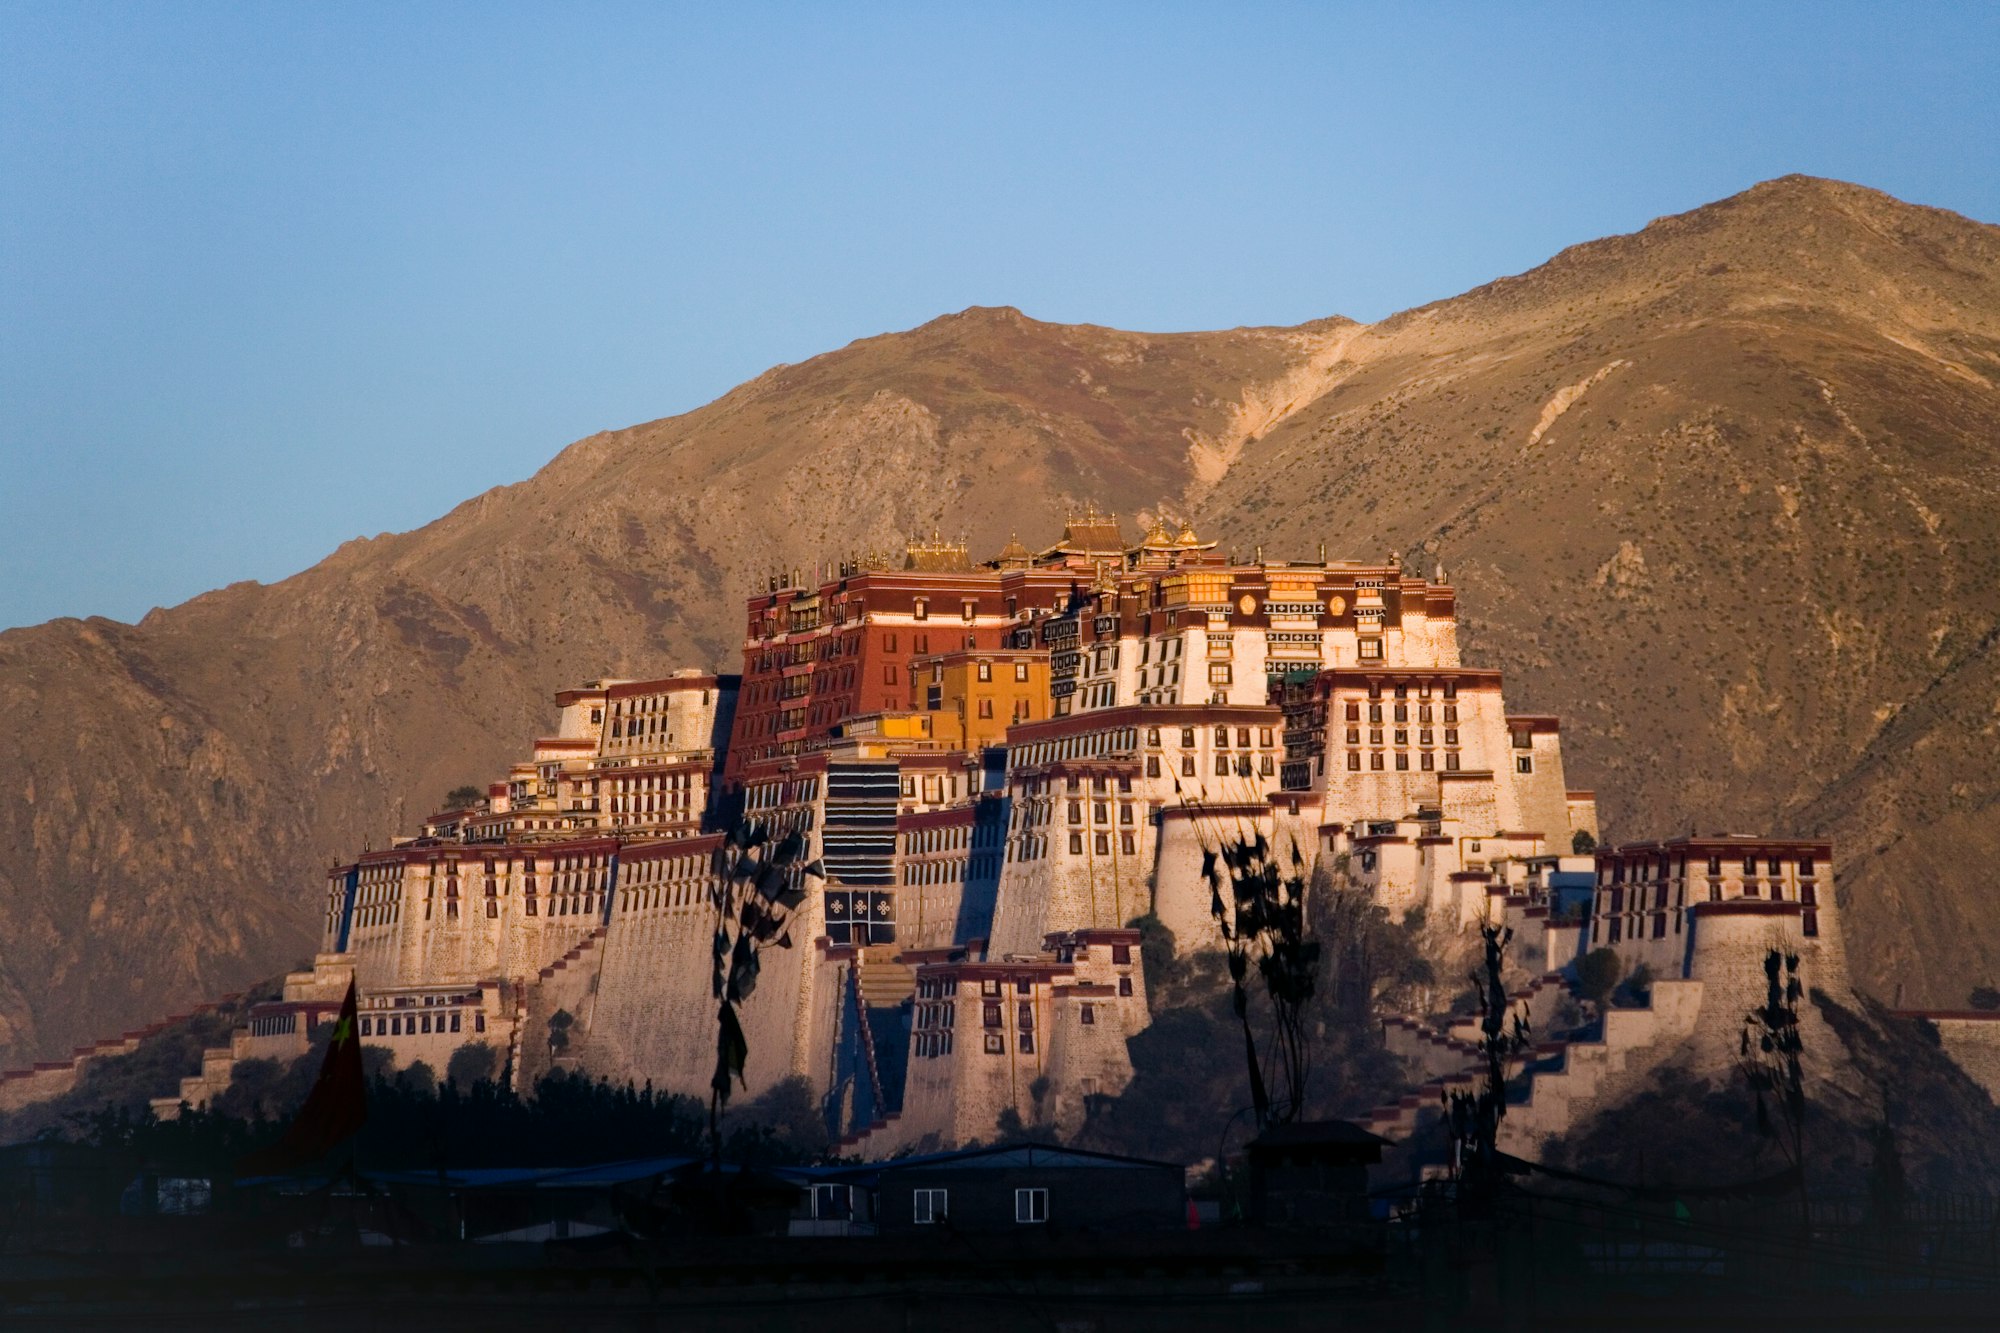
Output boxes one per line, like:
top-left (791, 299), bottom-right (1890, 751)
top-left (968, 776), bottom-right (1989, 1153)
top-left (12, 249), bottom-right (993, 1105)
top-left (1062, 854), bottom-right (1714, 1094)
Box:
top-left (2, 176), bottom-right (1996, 1062)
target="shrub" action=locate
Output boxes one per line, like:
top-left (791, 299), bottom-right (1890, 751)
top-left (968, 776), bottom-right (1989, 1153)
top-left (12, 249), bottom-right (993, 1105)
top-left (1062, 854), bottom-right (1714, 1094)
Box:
top-left (1577, 947), bottom-right (1623, 1006)
top-left (446, 1042), bottom-right (499, 1088)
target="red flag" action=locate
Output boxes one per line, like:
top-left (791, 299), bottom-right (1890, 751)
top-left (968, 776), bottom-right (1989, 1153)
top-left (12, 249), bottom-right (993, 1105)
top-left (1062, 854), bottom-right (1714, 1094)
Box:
top-left (236, 979), bottom-right (368, 1177)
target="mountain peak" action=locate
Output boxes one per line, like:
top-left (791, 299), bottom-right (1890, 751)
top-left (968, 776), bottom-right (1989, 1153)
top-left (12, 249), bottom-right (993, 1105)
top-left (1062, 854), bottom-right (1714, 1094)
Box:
top-left (5, 178), bottom-right (1999, 1071)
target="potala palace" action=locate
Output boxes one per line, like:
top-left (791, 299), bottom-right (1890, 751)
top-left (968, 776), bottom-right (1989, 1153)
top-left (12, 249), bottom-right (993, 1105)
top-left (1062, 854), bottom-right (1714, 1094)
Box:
top-left (11, 510), bottom-right (1933, 1159)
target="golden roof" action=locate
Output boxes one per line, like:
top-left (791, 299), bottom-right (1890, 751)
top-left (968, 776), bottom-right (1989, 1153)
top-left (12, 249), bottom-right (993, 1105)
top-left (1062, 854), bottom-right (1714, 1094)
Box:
top-left (903, 530), bottom-right (973, 572)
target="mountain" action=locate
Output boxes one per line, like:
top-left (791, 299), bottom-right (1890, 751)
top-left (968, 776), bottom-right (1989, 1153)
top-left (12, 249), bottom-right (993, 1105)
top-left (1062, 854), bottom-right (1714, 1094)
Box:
top-left (2, 175), bottom-right (1997, 1064)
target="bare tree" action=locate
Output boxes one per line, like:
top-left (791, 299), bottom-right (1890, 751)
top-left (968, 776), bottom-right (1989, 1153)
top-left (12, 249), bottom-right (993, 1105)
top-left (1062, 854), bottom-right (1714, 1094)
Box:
top-left (1201, 831), bottom-right (1320, 1128)
top-left (1444, 923), bottom-right (1530, 1201)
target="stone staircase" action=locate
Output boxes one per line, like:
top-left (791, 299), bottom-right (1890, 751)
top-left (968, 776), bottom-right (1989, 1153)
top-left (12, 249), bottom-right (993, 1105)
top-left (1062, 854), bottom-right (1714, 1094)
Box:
top-left (504, 988), bottom-right (531, 1092)
top-left (1363, 975), bottom-right (1706, 1159)
top-left (1495, 978), bottom-right (1703, 1152)
top-left (536, 925), bottom-right (609, 984)
top-left (856, 948), bottom-right (916, 1006)
top-left (3, 997), bottom-right (243, 1115)
top-left (837, 965), bottom-right (899, 1150)
top-left (1364, 971), bottom-right (1577, 1143)
top-left (515, 925), bottom-right (610, 1084)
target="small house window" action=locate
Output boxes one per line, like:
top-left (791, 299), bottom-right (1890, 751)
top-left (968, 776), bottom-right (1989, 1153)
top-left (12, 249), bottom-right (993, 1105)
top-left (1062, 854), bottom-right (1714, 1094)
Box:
top-left (913, 1188), bottom-right (948, 1224)
top-left (1016, 1188), bottom-right (1049, 1224)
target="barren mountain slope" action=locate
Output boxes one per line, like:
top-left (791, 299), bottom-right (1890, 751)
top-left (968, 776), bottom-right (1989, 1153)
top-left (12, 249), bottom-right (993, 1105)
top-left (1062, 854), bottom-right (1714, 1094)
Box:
top-left (1, 176), bottom-right (1994, 1065)
top-left (0, 314), bottom-right (1346, 1063)
top-left (1201, 176), bottom-right (2000, 1002)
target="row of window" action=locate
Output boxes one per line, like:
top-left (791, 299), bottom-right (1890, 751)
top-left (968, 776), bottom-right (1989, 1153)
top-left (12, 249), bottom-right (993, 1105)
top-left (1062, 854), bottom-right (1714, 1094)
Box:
top-left (357, 1010), bottom-right (486, 1037)
top-left (1593, 907), bottom-right (1823, 944)
top-left (902, 854), bottom-right (1004, 885)
top-left (1602, 856), bottom-right (1816, 883)
top-left (1344, 751), bottom-right (1469, 772)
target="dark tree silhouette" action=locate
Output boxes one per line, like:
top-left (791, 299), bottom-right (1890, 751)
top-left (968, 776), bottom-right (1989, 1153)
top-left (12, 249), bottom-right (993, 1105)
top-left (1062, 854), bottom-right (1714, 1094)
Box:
top-left (706, 814), bottom-right (820, 1159)
top-left (1200, 831), bottom-right (1320, 1128)
top-left (446, 1041), bottom-right (499, 1088)
top-left (1739, 947), bottom-right (1807, 1175)
top-left (1444, 923), bottom-right (1530, 1199)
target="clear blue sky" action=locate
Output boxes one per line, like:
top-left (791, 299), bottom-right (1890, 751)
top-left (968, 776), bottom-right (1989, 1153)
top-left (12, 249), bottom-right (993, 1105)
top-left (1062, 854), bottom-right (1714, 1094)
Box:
top-left (3, 3), bottom-right (1995, 631)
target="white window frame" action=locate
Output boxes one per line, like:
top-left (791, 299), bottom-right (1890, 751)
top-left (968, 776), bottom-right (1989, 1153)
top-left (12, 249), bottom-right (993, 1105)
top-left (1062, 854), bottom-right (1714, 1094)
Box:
top-left (1015, 1186), bottom-right (1049, 1224)
top-left (913, 1187), bottom-right (948, 1224)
